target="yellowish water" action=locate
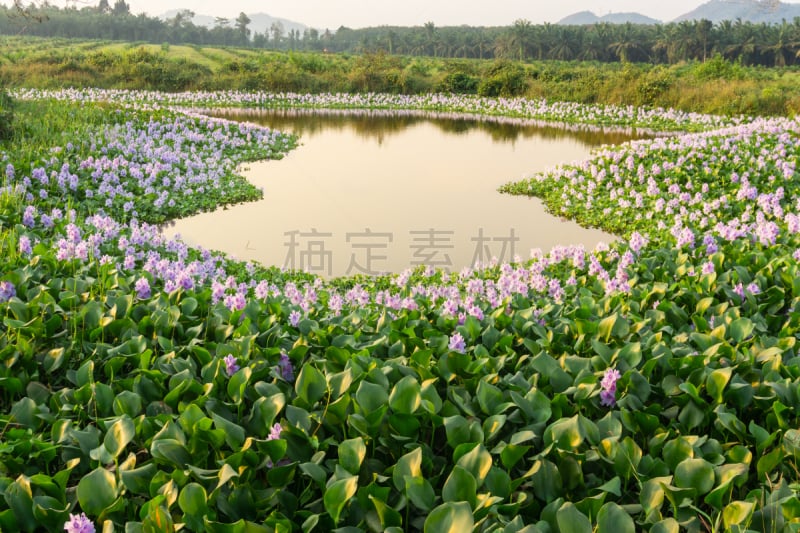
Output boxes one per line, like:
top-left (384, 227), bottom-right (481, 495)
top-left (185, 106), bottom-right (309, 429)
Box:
top-left (163, 111), bottom-right (636, 277)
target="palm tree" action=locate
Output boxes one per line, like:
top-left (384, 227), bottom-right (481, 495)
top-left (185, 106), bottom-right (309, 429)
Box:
top-left (509, 19), bottom-right (532, 61)
top-left (608, 23), bottom-right (644, 63)
top-left (696, 19), bottom-right (713, 61)
top-left (548, 27), bottom-right (574, 61)
top-left (423, 21), bottom-right (436, 56)
top-left (761, 21), bottom-right (797, 67)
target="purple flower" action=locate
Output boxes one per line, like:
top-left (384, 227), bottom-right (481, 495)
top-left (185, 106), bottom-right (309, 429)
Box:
top-left (0, 281), bottom-right (15, 302)
top-left (600, 389), bottom-right (617, 407)
top-left (599, 368), bottom-right (621, 408)
top-left (701, 261), bottom-right (715, 275)
top-left (223, 354), bottom-right (240, 376)
top-left (600, 368), bottom-right (621, 391)
top-left (22, 205), bottom-right (36, 227)
top-left (268, 423), bottom-right (282, 441)
top-left (134, 278), bottom-right (151, 299)
top-left (746, 282), bottom-right (760, 296)
top-left (18, 235), bottom-right (32, 256)
top-left (289, 310), bottom-right (301, 327)
top-left (448, 332), bottom-right (466, 353)
top-left (277, 352), bottom-right (294, 381)
top-left (64, 513), bottom-right (95, 533)
top-left (733, 283), bottom-right (745, 300)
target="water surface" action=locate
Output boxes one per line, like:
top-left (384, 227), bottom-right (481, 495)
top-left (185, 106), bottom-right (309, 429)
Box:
top-left (163, 110), bottom-right (642, 277)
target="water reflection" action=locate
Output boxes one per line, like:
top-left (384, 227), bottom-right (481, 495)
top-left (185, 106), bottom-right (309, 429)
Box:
top-left (164, 110), bottom-right (643, 277)
top-left (210, 107), bottom-right (649, 146)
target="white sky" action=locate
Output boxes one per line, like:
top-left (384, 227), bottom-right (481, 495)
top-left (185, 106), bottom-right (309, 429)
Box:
top-left (8, 1), bottom-right (800, 28)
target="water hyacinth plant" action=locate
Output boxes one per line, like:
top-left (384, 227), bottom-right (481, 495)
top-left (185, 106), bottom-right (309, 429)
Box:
top-left (0, 89), bottom-right (799, 532)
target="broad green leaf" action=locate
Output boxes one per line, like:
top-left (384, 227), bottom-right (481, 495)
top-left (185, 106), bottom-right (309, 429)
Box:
top-left (525, 459), bottom-right (562, 502)
top-left (338, 437), bottom-right (366, 475)
top-left (706, 367), bottom-right (733, 404)
top-left (456, 444), bottom-right (492, 486)
top-left (32, 495), bottom-right (70, 530)
top-left (179, 483), bottom-right (208, 531)
top-left (122, 464), bottom-right (157, 495)
top-left (113, 391), bottom-right (143, 417)
top-left (674, 458), bottom-right (715, 495)
top-left (729, 318), bottom-right (754, 344)
top-left (295, 364), bottom-right (327, 406)
top-left (393, 447), bottom-right (422, 492)
top-left (597, 502), bottom-right (634, 533)
top-left (556, 502), bottom-right (592, 533)
top-left (323, 476), bottom-right (358, 525)
top-left (103, 415), bottom-right (135, 459)
top-left (77, 467), bottom-right (117, 516)
top-left (388, 375), bottom-right (422, 415)
top-left (443, 466), bottom-right (477, 508)
top-left (5, 476), bottom-right (36, 531)
top-left (650, 518), bottom-right (680, 533)
top-left (544, 416), bottom-right (584, 451)
top-left (476, 379), bottom-right (504, 415)
top-left (405, 476), bottom-right (436, 512)
top-left (355, 380), bottom-right (388, 413)
top-left (423, 502), bottom-right (474, 533)
top-left (368, 494), bottom-right (403, 529)
top-left (723, 501), bottom-right (756, 528)
top-left (178, 482), bottom-right (208, 515)
top-left (151, 439), bottom-right (191, 469)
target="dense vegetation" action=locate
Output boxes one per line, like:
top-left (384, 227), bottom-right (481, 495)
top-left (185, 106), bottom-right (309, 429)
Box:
top-left (5, 4), bottom-right (800, 67)
top-left (2, 35), bottom-right (800, 117)
top-left (0, 83), bottom-right (799, 532)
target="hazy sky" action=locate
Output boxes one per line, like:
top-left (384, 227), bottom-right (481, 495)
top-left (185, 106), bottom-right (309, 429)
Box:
top-left (11, 0), bottom-right (800, 28)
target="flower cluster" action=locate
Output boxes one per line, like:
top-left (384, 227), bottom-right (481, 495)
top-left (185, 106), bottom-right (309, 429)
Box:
top-left (64, 513), bottom-right (95, 533)
top-left (223, 354), bottom-right (240, 376)
top-left (600, 368), bottom-right (621, 407)
top-left (0, 281), bottom-right (15, 302)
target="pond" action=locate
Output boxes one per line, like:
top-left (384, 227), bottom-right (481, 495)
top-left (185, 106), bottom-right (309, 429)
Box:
top-left (162, 109), bottom-right (645, 277)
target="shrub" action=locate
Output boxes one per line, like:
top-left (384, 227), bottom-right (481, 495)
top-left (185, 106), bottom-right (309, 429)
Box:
top-left (477, 60), bottom-right (527, 97)
top-left (437, 71), bottom-right (478, 94)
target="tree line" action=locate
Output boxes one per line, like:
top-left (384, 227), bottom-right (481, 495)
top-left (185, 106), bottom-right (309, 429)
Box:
top-left (3, 3), bottom-right (800, 67)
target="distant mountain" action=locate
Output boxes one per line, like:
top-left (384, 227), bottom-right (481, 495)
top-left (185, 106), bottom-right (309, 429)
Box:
top-left (159, 10), bottom-right (309, 36)
top-left (557, 10), bottom-right (662, 25)
top-left (673, 0), bottom-right (800, 23)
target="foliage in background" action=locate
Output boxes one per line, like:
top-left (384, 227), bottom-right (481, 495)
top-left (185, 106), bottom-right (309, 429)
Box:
top-left (4, 3), bottom-right (800, 68)
top-left (3, 35), bottom-right (800, 117)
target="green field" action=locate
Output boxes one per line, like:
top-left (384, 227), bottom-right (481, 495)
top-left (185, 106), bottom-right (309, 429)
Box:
top-left (2, 35), bottom-right (800, 117)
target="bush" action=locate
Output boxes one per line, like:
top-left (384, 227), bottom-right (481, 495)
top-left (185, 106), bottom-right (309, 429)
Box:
top-left (477, 60), bottom-right (527, 97)
top-left (693, 54), bottom-right (744, 81)
top-left (437, 72), bottom-right (478, 94)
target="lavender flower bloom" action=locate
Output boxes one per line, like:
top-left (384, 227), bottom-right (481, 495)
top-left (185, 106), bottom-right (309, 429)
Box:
top-left (18, 235), bottom-right (32, 256)
top-left (746, 282), bottom-right (760, 295)
top-left (0, 281), bottom-right (15, 302)
top-left (134, 278), bottom-right (151, 299)
top-left (733, 283), bottom-right (745, 300)
top-left (289, 310), bottom-right (301, 327)
top-left (223, 354), bottom-right (240, 376)
top-left (64, 513), bottom-right (95, 533)
top-left (600, 389), bottom-right (617, 407)
top-left (277, 352), bottom-right (294, 381)
top-left (268, 423), bottom-right (282, 441)
top-left (601, 368), bottom-right (621, 390)
top-left (600, 368), bottom-right (621, 407)
top-left (448, 332), bottom-right (466, 353)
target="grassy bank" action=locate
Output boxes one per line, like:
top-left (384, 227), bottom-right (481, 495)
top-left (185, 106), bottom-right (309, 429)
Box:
top-left (2, 35), bottom-right (800, 117)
